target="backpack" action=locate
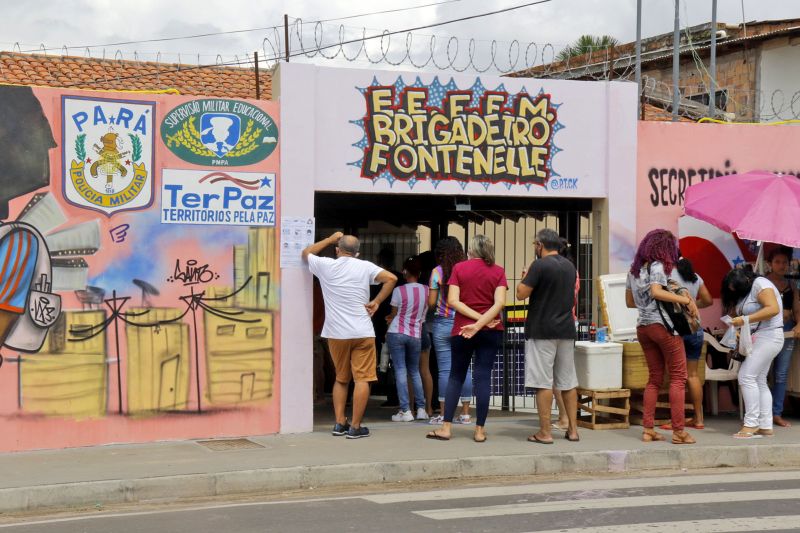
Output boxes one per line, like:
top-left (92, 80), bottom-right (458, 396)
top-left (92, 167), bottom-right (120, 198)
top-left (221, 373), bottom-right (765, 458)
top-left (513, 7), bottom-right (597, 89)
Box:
top-left (647, 264), bottom-right (698, 337)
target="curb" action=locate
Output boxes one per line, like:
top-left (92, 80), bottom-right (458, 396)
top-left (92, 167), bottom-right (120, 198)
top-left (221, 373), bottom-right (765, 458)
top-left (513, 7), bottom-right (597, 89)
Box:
top-left (2, 444), bottom-right (800, 513)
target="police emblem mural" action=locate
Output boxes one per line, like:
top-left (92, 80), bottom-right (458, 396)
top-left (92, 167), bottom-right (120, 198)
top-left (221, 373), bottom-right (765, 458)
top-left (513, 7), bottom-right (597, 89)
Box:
top-left (62, 96), bottom-right (155, 216)
top-left (161, 99), bottom-right (279, 166)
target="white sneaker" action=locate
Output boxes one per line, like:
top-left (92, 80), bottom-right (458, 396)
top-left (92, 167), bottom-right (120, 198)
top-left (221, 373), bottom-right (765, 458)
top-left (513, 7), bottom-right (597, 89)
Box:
top-left (416, 408), bottom-right (429, 420)
top-left (428, 415), bottom-right (444, 425)
top-left (391, 410), bottom-right (414, 422)
top-left (456, 414), bottom-right (472, 425)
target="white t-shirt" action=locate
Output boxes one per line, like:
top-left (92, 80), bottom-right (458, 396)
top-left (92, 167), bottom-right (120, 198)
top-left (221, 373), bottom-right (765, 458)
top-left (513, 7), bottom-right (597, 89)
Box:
top-left (738, 276), bottom-right (784, 331)
top-left (308, 254), bottom-right (383, 339)
top-left (670, 268), bottom-right (704, 299)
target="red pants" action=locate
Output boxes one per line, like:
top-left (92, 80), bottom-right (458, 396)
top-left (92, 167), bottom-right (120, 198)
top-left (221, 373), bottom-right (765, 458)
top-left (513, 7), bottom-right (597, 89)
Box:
top-left (636, 324), bottom-right (687, 430)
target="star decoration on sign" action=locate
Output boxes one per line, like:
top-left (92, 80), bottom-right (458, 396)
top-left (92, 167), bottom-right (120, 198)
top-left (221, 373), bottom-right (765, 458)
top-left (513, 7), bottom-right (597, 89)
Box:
top-left (260, 176), bottom-right (272, 188)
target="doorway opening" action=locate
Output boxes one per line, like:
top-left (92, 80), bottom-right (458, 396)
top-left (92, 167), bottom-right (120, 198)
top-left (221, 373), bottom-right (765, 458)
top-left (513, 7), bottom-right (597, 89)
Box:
top-left (312, 192), bottom-right (596, 420)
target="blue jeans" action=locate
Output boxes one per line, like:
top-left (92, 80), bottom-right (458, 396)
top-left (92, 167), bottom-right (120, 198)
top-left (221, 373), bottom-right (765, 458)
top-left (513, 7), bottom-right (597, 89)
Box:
top-left (432, 316), bottom-right (472, 402)
top-left (386, 333), bottom-right (425, 412)
top-left (772, 329), bottom-right (794, 417)
top-left (444, 330), bottom-right (502, 427)
top-left (682, 330), bottom-right (704, 360)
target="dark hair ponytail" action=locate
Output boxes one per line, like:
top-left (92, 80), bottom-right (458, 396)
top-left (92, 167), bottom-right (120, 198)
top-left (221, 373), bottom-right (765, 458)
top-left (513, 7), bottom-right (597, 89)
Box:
top-left (676, 257), bottom-right (698, 283)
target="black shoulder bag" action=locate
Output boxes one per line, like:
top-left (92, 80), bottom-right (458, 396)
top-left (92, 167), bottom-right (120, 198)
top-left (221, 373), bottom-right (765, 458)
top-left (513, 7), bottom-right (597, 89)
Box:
top-left (647, 264), bottom-right (694, 336)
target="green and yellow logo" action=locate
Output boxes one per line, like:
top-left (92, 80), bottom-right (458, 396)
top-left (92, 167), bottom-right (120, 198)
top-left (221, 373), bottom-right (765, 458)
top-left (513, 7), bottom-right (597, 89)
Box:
top-left (161, 99), bottom-right (278, 166)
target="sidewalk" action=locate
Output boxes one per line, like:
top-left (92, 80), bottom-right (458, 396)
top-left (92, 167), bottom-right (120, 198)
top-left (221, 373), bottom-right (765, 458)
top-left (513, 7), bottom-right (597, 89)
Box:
top-left (2, 402), bottom-right (800, 514)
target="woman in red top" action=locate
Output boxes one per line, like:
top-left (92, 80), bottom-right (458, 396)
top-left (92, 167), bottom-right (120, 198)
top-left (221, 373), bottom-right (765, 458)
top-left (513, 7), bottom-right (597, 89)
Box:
top-left (426, 235), bottom-right (508, 443)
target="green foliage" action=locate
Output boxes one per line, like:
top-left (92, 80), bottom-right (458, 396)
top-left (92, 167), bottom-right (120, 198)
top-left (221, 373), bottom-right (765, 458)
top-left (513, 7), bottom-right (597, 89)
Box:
top-left (75, 134), bottom-right (86, 161)
top-left (556, 35), bottom-right (620, 62)
top-left (128, 134), bottom-right (142, 162)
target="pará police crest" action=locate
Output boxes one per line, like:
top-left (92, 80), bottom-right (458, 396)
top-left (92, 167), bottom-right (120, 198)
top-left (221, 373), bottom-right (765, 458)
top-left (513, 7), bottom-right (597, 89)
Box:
top-left (62, 96), bottom-right (155, 216)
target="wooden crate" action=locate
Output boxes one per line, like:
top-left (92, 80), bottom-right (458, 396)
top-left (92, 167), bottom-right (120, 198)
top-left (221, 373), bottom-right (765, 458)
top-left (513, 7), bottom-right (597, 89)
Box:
top-left (577, 388), bottom-right (631, 430)
top-left (629, 390), bottom-right (697, 426)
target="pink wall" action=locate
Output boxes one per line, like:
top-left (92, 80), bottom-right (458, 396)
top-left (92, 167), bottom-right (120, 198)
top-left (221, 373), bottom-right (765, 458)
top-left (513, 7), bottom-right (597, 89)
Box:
top-left (0, 86), bottom-right (280, 451)
top-left (636, 121), bottom-right (800, 240)
top-left (636, 121), bottom-right (800, 326)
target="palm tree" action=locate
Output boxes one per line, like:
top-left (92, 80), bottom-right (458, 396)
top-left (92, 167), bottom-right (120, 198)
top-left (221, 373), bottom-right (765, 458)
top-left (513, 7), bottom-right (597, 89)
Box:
top-left (556, 35), bottom-right (620, 62)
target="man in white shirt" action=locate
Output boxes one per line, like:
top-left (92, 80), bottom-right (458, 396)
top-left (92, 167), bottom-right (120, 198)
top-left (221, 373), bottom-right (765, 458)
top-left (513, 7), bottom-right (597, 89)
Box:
top-left (302, 232), bottom-right (397, 439)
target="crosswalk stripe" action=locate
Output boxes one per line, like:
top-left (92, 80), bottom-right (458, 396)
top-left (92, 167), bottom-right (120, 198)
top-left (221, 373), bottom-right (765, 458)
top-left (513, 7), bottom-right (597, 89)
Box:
top-left (523, 515), bottom-right (800, 533)
top-left (413, 488), bottom-right (800, 520)
top-left (366, 470), bottom-right (800, 504)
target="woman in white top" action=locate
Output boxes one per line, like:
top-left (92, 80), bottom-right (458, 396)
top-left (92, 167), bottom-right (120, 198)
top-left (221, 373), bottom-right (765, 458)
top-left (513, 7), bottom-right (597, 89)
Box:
top-left (721, 267), bottom-right (783, 439)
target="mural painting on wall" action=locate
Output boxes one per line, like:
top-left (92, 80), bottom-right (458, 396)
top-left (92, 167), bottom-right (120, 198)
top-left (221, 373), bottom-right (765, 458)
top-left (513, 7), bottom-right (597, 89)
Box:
top-left (0, 86), bottom-right (280, 447)
top-left (352, 76), bottom-right (564, 190)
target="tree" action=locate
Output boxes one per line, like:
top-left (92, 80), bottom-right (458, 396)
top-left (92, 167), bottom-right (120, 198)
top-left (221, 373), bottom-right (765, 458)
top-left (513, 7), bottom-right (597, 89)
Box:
top-left (556, 35), bottom-right (620, 62)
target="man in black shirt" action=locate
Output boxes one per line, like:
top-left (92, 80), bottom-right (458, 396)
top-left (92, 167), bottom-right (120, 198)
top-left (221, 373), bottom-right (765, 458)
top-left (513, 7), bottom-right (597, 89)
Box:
top-left (516, 228), bottom-right (579, 444)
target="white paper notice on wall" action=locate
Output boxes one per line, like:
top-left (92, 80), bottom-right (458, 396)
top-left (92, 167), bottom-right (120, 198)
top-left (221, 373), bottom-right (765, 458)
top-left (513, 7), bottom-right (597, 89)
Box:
top-left (281, 216), bottom-right (315, 268)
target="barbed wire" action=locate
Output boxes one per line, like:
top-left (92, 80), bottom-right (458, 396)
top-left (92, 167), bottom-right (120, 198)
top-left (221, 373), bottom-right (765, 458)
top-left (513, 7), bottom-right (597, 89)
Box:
top-left (4, 15), bottom-right (800, 121)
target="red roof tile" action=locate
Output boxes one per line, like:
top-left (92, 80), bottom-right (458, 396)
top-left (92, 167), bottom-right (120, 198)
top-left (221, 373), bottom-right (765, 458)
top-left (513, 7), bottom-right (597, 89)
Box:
top-left (0, 51), bottom-right (272, 99)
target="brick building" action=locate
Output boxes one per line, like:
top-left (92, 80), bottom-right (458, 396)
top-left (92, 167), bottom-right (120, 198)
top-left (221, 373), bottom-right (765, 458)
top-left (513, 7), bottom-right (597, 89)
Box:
top-left (513, 18), bottom-right (800, 122)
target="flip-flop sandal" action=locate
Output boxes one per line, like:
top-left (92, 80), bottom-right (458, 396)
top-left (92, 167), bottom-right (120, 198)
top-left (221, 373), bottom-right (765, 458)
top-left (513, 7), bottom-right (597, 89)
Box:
top-left (733, 431), bottom-right (762, 439)
top-left (527, 434), bottom-right (554, 444)
top-left (642, 431), bottom-right (666, 442)
top-left (426, 430), bottom-right (450, 441)
top-left (756, 429), bottom-right (774, 437)
top-left (473, 434), bottom-right (487, 443)
top-left (565, 432), bottom-right (580, 442)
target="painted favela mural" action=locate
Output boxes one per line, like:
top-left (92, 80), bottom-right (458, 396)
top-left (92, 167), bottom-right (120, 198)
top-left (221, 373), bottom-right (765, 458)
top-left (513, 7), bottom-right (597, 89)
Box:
top-left (0, 86), bottom-right (280, 452)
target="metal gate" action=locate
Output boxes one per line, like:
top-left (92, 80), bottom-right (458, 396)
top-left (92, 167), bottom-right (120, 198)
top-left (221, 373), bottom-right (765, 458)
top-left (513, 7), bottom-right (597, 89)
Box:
top-left (447, 210), bottom-right (595, 412)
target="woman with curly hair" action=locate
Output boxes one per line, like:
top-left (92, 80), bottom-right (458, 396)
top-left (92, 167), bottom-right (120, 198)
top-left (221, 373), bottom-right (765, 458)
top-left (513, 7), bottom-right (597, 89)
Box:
top-left (625, 229), bottom-right (697, 444)
top-left (427, 237), bottom-right (472, 425)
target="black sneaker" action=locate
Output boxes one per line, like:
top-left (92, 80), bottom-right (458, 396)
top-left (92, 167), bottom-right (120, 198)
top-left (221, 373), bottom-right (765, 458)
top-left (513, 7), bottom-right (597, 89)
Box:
top-left (346, 426), bottom-right (370, 439)
top-left (332, 421), bottom-right (350, 436)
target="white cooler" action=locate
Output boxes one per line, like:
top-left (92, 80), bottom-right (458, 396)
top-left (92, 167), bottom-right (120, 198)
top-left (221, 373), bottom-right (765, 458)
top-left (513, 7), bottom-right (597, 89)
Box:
top-left (574, 341), bottom-right (623, 390)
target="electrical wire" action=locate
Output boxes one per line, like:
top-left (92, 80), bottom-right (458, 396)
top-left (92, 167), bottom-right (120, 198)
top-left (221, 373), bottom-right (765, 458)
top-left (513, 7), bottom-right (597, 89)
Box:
top-left (63, 0), bottom-right (553, 88)
top-left (20, 26), bottom-right (282, 54)
top-left (18, 0), bottom-right (463, 54)
top-left (316, 0), bottom-right (463, 23)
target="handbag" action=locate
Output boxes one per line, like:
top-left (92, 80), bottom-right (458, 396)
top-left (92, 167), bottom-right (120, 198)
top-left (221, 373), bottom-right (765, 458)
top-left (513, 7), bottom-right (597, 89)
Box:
top-left (730, 318), bottom-right (760, 362)
top-left (648, 265), bottom-right (697, 336)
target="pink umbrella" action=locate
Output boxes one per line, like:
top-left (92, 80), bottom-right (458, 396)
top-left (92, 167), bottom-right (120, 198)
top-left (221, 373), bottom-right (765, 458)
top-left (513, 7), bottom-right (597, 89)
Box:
top-left (684, 171), bottom-right (800, 248)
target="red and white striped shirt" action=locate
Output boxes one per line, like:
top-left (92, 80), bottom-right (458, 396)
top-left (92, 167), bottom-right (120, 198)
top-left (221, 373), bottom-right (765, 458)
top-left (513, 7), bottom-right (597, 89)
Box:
top-left (388, 282), bottom-right (429, 338)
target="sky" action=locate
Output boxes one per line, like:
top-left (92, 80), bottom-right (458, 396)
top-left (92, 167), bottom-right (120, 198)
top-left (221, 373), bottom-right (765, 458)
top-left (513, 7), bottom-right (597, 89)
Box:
top-left (1, 0), bottom-right (798, 73)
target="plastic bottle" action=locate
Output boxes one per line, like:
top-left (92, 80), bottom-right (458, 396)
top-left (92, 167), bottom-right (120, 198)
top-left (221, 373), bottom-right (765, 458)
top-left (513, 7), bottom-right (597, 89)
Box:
top-left (589, 322), bottom-right (596, 342)
top-left (596, 326), bottom-right (607, 343)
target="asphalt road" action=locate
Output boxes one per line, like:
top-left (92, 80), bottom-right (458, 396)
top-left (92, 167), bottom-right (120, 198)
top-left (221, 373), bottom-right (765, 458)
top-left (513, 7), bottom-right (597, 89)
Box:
top-left (4, 469), bottom-right (800, 532)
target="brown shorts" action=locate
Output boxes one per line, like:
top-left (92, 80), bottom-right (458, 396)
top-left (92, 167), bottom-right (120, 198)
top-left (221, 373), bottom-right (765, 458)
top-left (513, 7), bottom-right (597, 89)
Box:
top-left (326, 338), bottom-right (377, 383)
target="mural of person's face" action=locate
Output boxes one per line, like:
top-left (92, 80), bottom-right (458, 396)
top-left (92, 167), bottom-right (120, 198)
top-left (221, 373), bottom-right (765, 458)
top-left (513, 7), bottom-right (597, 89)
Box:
top-left (0, 86), bottom-right (55, 349)
top-left (0, 86), bottom-right (57, 220)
